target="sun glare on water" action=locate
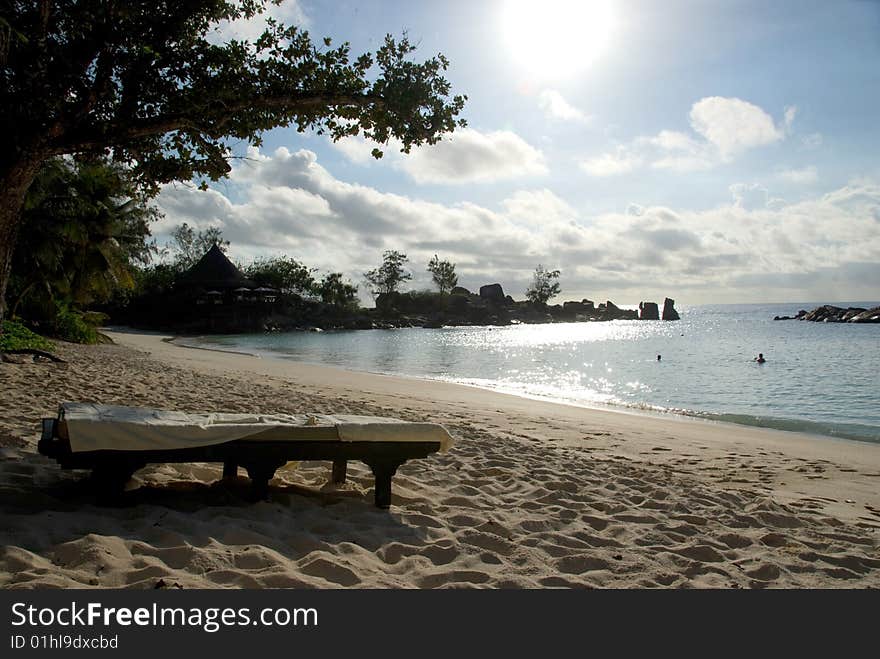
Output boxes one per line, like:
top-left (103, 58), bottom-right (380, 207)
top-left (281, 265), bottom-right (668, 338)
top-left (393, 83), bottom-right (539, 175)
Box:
top-left (501, 0), bottom-right (616, 80)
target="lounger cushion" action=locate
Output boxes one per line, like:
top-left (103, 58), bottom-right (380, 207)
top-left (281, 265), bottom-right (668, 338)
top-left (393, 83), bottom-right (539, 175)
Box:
top-left (59, 403), bottom-right (454, 453)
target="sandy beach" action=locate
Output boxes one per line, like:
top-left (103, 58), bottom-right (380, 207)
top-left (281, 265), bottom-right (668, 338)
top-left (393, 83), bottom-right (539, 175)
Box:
top-left (1, 329), bottom-right (879, 588)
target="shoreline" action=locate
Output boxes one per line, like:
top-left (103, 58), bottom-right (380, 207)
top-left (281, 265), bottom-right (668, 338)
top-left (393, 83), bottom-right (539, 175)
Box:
top-left (1, 329), bottom-right (878, 588)
top-left (169, 333), bottom-right (879, 447)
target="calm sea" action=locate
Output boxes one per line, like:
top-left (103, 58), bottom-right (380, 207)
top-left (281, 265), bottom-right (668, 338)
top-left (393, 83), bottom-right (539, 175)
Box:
top-left (182, 302), bottom-right (880, 444)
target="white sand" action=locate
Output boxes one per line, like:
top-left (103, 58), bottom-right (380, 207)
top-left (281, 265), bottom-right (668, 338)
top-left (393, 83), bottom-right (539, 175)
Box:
top-left (1, 329), bottom-right (878, 588)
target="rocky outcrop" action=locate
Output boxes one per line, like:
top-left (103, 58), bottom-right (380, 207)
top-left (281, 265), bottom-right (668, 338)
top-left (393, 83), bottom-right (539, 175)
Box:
top-left (774, 305), bottom-right (880, 323)
top-left (639, 301), bottom-right (660, 320)
top-left (597, 301), bottom-right (636, 320)
top-left (562, 299), bottom-right (595, 315)
top-left (479, 283), bottom-right (506, 304)
top-left (773, 310), bottom-right (808, 321)
top-left (849, 308), bottom-right (880, 323)
top-left (450, 286), bottom-right (471, 296)
top-left (662, 297), bottom-right (680, 321)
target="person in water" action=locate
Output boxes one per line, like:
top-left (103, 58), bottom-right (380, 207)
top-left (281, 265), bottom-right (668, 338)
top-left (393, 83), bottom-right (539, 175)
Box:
top-left (755, 353), bottom-right (766, 363)
top-left (657, 354), bottom-right (662, 361)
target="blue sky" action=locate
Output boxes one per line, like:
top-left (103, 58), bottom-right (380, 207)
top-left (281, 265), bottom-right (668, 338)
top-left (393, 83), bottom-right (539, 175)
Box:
top-left (156, 0), bottom-right (880, 304)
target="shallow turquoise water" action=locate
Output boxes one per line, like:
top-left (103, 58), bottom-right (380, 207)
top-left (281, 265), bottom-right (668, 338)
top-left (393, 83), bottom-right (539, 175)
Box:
top-left (184, 302), bottom-right (880, 443)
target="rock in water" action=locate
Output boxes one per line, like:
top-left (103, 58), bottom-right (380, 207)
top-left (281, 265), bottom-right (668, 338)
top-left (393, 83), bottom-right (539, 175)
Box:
top-left (788, 304), bottom-right (879, 323)
top-left (850, 307), bottom-right (880, 323)
top-left (662, 297), bottom-right (680, 321)
top-left (639, 301), bottom-right (660, 320)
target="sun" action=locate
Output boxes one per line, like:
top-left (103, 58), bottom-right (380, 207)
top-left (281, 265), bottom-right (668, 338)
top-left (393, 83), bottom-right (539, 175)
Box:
top-left (501, 0), bottom-right (616, 80)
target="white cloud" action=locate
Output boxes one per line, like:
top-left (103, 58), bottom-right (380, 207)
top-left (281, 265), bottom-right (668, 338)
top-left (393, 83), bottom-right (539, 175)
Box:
top-left (778, 166), bottom-right (818, 184)
top-left (626, 203), bottom-right (645, 216)
top-left (209, 0), bottom-right (309, 43)
top-left (502, 189), bottom-right (578, 224)
top-left (579, 149), bottom-right (642, 176)
top-left (396, 128), bottom-right (548, 184)
top-left (155, 147), bottom-right (880, 304)
top-left (582, 97), bottom-right (790, 177)
top-left (328, 127), bottom-right (547, 185)
top-left (538, 90), bottom-right (591, 123)
top-left (330, 135), bottom-right (380, 165)
top-left (730, 182), bottom-right (770, 210)
top-left (689, 96), bottom-right (784, 158)
top-left (783, 105), bottom-right (798, 133)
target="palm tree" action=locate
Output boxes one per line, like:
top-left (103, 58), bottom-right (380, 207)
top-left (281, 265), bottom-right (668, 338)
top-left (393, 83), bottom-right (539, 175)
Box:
top-left (8, 158), bottom-right (157, 319)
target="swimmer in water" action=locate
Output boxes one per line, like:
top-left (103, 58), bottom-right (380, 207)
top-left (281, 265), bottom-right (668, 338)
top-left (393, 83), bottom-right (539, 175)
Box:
top-left (657, 354), bottom-right (661, 361)
top-left (755, 353), bottom-right (766, 364)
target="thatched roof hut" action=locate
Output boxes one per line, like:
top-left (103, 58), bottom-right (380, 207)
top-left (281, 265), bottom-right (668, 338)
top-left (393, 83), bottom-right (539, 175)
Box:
top-left (178, 244), bottom-right (254, 291)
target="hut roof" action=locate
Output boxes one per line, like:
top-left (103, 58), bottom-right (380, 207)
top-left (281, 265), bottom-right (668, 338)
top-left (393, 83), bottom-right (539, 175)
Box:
top-left (179, 244), bottom-right (255, 289)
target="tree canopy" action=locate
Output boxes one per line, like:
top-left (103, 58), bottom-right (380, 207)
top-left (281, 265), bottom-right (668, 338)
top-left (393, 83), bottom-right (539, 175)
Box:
top-left (316, 272), bottom-right (358, 310)
top-left (525, 264), bottom-right (561, 306)
top-left (244, 255), bottom-right (315, 295)
top-left (167, 223), bottom-right (230, 271)
top-left (0, 0), bottom-right (466, 324)
top-left (364, 250), bottom-right (411, 297)
top-left (9, 156), bottom-right (157, 320)
top-left (427, 254), bottom-right (458, 295)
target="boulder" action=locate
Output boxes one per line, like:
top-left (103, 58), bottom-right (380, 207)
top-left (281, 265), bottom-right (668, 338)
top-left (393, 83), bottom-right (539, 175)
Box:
top-left (803, 305), bottom-right (846, 322)
top-left (450, 286), bottom-right (471, 296)
top-left (661, 297), bottom-right (680, 321)
top-left (479, 283), bottom-right (506, 303)
top-left (603, 300), bottom-right (628, 320)
top-left (639, 301), bottom-right (660, 320)
top-left (849, 306), bottom-right (880, 323)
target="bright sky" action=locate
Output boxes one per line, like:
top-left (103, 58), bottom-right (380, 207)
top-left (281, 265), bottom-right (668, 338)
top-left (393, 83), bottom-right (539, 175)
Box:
top-left (155, 0), bottom-right (880, 305)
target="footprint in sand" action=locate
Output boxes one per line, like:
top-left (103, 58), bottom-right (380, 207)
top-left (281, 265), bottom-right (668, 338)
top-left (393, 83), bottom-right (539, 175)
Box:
top-left (297, 556), bottom-right (361, 587)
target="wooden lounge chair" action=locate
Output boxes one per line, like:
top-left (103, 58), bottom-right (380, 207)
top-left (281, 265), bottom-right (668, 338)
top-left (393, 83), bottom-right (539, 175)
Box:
top-left (38, 403), bottom-right (454, 508)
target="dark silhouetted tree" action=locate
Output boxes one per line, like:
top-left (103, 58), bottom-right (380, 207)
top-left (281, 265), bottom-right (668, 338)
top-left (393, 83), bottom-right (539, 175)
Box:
top-left (244, 255), bottom-right (315, 295)
top-left (427, 254), bottom-right (458, 294)
top-left (167, 223), bottom-right (230, 271)
top-left (317, 272), bottom-right (359, 309)
top-left (9, 157), bottom-right (158, 319)
top-left (525, 264), bottom-right (561, 306)
top-left (364, 250), bottom-right (411, 297)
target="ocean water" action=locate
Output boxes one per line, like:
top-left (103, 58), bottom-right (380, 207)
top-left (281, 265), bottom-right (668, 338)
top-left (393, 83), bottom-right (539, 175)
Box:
top-left (182, 303), bottom-right (880, 443)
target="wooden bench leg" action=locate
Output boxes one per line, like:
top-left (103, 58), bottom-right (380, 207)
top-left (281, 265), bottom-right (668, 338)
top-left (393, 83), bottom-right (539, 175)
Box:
top-left (91, 460), bottom-right (143, 505)
top-left (331, 459), bottom-right (347, 484)
top-left (222, 460), bottom-right (238, 481)
top-left (364, 459), bottom-right (405, 509)
top-left (243, 461), bottom-right (284, 501)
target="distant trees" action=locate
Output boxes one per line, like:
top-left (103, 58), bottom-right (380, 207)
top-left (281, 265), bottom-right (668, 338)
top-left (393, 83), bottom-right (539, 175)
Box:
top-left (427, 254), bottom-right (458, 294)
top-left (525, 264), bottom-right (561, 306)
top-left (244, 256), bottom-right (315, 295)
top-left (364, 250), bottom-right (412, 298)
top-left (167, 223), bottom-right (230, 271)
top-left (129, 223), bottom-right (229, 299)
top-left (316, 272), bottom-right (359, 310)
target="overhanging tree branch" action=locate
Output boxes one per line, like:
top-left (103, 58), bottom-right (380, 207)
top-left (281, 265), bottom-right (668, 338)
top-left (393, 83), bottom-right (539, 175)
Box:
top-left (47, 92), bottom-right (387, 154)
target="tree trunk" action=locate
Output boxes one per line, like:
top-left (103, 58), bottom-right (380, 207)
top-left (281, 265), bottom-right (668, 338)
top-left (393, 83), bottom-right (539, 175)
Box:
top-left (0, 156), bottom-right (44, 327)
